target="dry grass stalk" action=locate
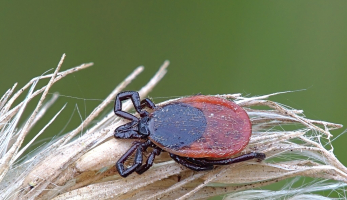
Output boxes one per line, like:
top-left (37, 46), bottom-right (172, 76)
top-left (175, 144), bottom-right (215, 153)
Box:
top-left (0, 55), bottom-right (346, 200)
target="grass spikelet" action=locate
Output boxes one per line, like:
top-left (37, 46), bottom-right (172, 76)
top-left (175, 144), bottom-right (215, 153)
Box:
top-left (0, 55), bottom-right (345, 200)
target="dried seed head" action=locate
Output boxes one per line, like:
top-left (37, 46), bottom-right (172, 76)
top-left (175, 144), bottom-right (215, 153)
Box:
top-left (0, 57), bottom-right (345, 200)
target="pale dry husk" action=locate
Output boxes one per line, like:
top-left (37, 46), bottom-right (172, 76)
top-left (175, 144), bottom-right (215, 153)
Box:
top-left (0, 55), bottom-right (346, 200)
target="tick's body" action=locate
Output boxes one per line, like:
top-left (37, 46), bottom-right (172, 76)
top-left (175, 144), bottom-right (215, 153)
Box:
top-left (113, 91), bottom-right (265, 177)
top-left (148, 96), bottom-right (251, 158)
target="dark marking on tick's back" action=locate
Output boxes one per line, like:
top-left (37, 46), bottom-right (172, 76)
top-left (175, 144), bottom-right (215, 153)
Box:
top-left (148, 103), bottom-right (207, 150)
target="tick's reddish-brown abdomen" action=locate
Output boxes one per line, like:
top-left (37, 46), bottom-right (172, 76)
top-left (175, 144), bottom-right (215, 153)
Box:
top-left (148, 95), bottom-right (252, 158)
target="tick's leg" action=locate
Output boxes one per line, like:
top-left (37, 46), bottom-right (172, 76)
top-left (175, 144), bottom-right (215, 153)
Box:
top-left (114, 91), bottom-right (148, 117)
top-left (114, 110), bottom-right (139, 122)
top-left (116, 140), bottom-right (154, 177)
top-left (136, 147), bottom-right (162, 174)
top-left (186, 152), bottom-right (266, 166)
top-left (170, 154), bottom-right (214, 171)
top-left (116, 142), bottom-right (143, 177)
top-left (140, 98), bottom-right (156, 109)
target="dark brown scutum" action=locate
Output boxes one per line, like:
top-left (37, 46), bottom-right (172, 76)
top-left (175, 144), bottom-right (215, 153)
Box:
top-left (148, 103), bottom-right (207, 151)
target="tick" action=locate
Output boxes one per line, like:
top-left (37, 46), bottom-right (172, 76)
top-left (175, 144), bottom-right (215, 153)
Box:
top-left (114, 91), bottom-right (265, 177)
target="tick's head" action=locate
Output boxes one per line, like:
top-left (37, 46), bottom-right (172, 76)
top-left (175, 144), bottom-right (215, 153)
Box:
top-left (138, 116), bottom-right (150, 136)
top-left (114, 115), bottom-right (151, 139)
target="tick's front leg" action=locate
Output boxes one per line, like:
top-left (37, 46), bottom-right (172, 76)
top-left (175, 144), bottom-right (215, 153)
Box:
top-left (136, 147), bottom-right (162, 174)
top-left (116, 142), bottom-right (143, 177)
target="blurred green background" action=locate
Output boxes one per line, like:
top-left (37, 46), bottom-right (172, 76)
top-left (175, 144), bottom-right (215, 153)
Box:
top-left (1, 1), bottom-right (346, 198)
